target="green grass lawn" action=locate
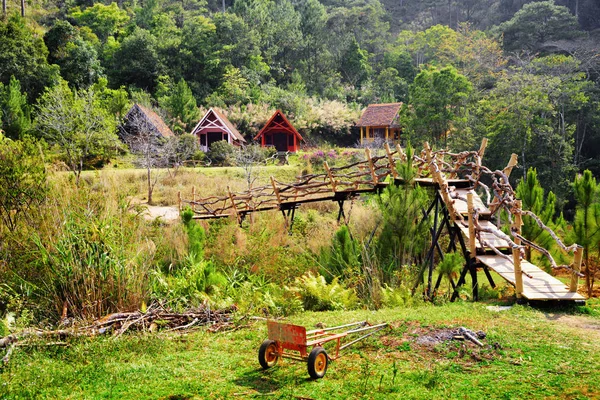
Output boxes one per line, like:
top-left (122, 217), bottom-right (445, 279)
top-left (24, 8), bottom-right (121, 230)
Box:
top-left (2, 302), bottom-right (599, 399)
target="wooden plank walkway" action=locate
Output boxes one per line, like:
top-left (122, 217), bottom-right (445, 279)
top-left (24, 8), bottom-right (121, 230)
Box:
top-left (477, 255), bottom-right (585, 301)
top-left (457, 220), bottom-right (511, 249)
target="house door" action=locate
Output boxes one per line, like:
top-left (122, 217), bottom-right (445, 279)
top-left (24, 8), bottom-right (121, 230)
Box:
top-left (207, 132), bottom-right (224, 148)
top-left (272, 132), bottom-right (288, 152)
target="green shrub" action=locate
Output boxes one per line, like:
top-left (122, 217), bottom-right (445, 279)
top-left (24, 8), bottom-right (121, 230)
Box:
top-left (150, 258), bottom-right (227, 310)
top-left (319, 225), bottom-right (361, 282)
top-left (207, 140), bottom-right (236, 166)
top-left (287, 272), bottom-right (358, 311)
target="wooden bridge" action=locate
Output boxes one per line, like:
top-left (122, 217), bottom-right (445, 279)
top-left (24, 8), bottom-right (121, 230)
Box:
top-left (178, 141), bottom-right (585, 303)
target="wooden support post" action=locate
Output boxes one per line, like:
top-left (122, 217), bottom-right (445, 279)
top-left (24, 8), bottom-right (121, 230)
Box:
top-left (178, 191), bottom-right (182, 212)
top-left (467, 192), bottom-right (476, 256)
top-left (324, 161), bottom-right (337, 192)
top-left (360, 126), bottom-right (364, 144)
top-left (365, 148), bottom-right (378, 184)
top-left (384, 143), bottom-right (398, 179)
top-left (512, 247), bottom-right (524, 299)
top-left (570, 246), bottom-right (583, 292)
top-left (385, 126), bottom-right (389, 141)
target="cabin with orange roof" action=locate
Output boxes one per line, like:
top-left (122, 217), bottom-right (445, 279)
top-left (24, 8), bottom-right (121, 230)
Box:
top-left (356, 103), bottom-right (402, 145)
top-left (254, 110), bottom-right (303, 153)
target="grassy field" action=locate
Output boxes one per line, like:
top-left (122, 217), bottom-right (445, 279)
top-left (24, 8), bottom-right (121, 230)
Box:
top-left (2, 302), bottom-right (599, 399)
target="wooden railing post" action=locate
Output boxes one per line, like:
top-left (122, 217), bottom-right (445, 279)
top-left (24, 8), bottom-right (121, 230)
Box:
top-left (570, 246), bottom-right (583, 292)
top-left (227, 186), bottom-right (240, 224)
top-left (270, 176), bottom-right (282, 205)
top-left (191, 186), bottom-right (196, 212)
top-left (384, 143), bottom-right (398, 179)
top-left (396, 144), bottom-right (406, 162)
top-left (467, 192), bottom-right (476, 256)
top-left (512, 246), bottom-right (524, 299)
top-left (365, 148), bottom-right (378, 184)
top-left (473, 138), bottom-right (488, 184)
top-left (324, 161), bottom-right (338, 192)
top-left (502, 153), bottom-right (518, 182)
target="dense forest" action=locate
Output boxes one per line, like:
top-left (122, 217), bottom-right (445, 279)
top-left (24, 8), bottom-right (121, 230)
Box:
top-left (1, 0), bottom-right (600, 202)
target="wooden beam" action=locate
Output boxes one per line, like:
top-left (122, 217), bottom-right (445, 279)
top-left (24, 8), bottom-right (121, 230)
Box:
top-left (385, 126), bottom-right (389, 141)
top-left (570, 246), bottom-right (583, 292)
top-left (360, 126), bottom-right (364, 144)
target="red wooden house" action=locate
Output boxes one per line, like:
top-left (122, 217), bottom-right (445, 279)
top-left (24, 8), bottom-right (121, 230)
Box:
top-left (191, 108), bottom-right (246, 152)
top-left (254, 110), bottom-right (303, 152)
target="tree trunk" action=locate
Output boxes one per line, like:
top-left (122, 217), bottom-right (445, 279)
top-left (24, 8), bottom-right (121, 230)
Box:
top-left (222, 0), bottom-right (226, 12)
top-left (2, 0), bottom-right (6, 15)
top-left (147, 166), bottom-right (153, 205)
top-left (20, 0), bottom-right (24, 17)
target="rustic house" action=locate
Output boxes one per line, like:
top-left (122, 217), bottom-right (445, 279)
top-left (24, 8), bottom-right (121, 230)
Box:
top-left (254, 110), bottom-right (303, 152)
top-left (190, 108), bottom-right (246, 152)
top-left (121, 103), bottom-right (174, 144)
top-left (356, 103), bottom-right (402, 145)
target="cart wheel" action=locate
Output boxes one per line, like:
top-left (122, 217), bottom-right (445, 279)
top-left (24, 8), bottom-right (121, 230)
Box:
top-left (307, 347), bottom-right (328, 379)
top-left (258, 340), bottom-right (279, 369)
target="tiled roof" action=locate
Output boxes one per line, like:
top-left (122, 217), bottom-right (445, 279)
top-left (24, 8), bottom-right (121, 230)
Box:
top-left (128, 104), bottom-right (174, 138)
top-left (356, 103), bottom-right (402, 128)
top-left (212, 109), bottom-right (246, 143)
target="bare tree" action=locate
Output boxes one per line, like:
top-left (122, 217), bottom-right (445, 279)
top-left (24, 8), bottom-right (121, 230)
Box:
top-left (122, 111), bottom-right (170, 205)
top-left (235, 144), bottom-right (267, 190)
top-left (35, 82), bottom-right (119, 186)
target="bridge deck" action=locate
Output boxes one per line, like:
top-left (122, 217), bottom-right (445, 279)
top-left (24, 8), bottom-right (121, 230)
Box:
top-left (477, 255), bottom-right (585, 301)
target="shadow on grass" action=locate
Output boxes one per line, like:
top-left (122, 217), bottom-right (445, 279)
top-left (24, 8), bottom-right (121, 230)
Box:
top-left (233, 367), bottom-right (313, 395)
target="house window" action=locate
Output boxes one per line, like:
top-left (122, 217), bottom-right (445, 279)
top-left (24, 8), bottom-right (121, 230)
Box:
top-left (374, 128), bottom-right (385, 138)
top-left (266, 134), bottom-right (272, 145)
top-left (200, 134), bottom-right (206, 146)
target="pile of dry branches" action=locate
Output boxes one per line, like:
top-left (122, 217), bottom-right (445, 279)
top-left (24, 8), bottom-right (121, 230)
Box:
top-left (1, 303), bottom-right (237, 366)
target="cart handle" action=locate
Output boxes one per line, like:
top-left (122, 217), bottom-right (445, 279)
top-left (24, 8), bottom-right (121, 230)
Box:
top-left (339, 323), bottom-right (389, 352)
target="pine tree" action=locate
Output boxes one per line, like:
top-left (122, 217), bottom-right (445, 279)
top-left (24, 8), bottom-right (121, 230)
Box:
top-left (569, 170), bottom-right (600, 296)
top-left (515, 168), bottom-right (556, 262)
top-left (0, 76), bottom-right (31, 139)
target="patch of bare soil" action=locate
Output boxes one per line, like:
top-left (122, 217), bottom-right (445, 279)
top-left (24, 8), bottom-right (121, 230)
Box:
top-left (545, 314), bottom-right (600, 338)
top-left (143, 205), bottom-right (180, 222)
